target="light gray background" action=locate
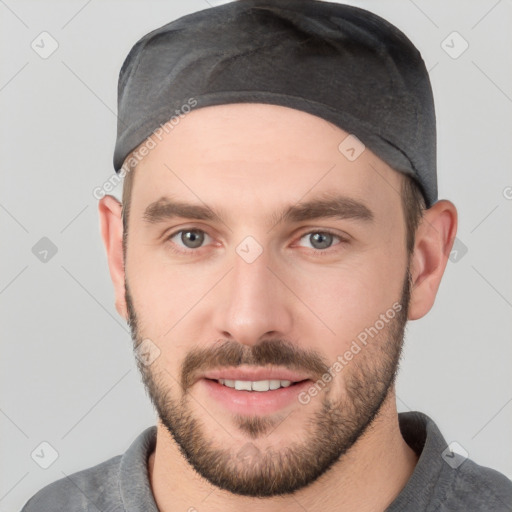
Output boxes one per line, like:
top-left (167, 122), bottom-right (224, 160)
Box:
top-left (1, 1), bottom-right (511, 511)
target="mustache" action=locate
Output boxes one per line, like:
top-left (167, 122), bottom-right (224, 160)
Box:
top-left (181, 339), bottom-right (330, 391)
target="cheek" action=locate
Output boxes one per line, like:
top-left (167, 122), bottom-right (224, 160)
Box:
top-left (289, 248), bottom-right (407, 353)
top-left (127, 249), bottom-right (218, 340)
top-left (127, 270), bottom-right (198, 380)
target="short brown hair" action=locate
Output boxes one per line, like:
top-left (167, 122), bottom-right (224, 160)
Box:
top-left (121, 162), bottom-right (425, 256)
top-left (121, 158), bottom-right (137, 257)
top-left (401, 172), bottom-right (427, 253)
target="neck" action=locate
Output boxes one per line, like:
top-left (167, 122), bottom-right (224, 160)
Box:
top-left (148, 389), bottom-right (418, 512)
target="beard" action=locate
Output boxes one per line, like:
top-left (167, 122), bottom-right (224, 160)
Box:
top-left (125, 269), bottom-right (411, 498)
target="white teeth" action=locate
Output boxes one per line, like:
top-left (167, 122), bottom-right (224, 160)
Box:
top-left (218, 379), bottom-right (294, 391)
top-left (234, 380), bottom-right (252, 391)
top-left (252, 380), bottom-right (270, 392)
top-left (269, 379), bottom-right (281, 390)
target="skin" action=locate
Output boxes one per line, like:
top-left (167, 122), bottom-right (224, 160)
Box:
top-left (99, 103), bottom-right (457, 511)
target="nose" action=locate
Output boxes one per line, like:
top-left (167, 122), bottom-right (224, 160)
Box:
top-left (212, 246), bottom-right (294, 347)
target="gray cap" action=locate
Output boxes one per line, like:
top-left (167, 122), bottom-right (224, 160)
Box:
top-left (114, 0), bottom-right (437, 207)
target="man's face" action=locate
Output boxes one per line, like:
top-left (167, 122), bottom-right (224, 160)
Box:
top-left (123, 103), bottom-right (411, 497)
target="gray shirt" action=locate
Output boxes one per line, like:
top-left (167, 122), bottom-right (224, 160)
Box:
top-left (21, 411), bottom-right (512, 511)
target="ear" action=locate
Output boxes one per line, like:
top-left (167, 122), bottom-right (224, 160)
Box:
top-left (408, 199), bottom-right (458, 320)
top-left (98, 195), bottom-right (127, 320)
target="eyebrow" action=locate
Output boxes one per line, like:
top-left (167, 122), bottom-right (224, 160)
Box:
top-left (142, 194), bottom-right (374, 227)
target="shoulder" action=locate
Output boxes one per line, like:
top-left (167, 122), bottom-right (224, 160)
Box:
top-left (20, 426), bottom-right (157, 512)
top-left (20, 454), bottom-right (123, 512)
top-left (439, 457), bottom-right (512, 511)
top-left (395, 411), bottom-right (512, 512)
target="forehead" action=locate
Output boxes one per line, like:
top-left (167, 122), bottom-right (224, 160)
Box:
top-left (127, 103), bottom-right (403, 221)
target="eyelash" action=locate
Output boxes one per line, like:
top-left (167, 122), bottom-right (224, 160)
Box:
top-left (165, 228), bottom-right (348, 256)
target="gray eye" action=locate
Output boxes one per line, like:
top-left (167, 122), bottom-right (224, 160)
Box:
top-left (297, 232), bottom-right (340, 250)
top-left (309, 232), bottom-right (334, 250)
top-left (180, 230), bottom-right (205, 248)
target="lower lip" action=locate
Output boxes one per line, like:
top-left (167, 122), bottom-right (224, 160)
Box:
top-left (200, 378), bottom-right (312, 415)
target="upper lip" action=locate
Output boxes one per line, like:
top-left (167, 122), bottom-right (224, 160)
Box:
top-left (200, 366), bottom-right (312, 383)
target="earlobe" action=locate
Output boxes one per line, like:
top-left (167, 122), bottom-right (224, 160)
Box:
top-left (98, 195), bottom-right (128, 320)
top-left (408, 200), bottom-right (458, 320)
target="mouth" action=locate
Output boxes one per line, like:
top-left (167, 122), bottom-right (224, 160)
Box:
top-left (197, 367), bottom-right (314, 415)
top-left (207, 377), bottom-right (308, 392)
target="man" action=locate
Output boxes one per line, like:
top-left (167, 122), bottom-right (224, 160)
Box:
top-left (21, 0), bottom-right (512, 511)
